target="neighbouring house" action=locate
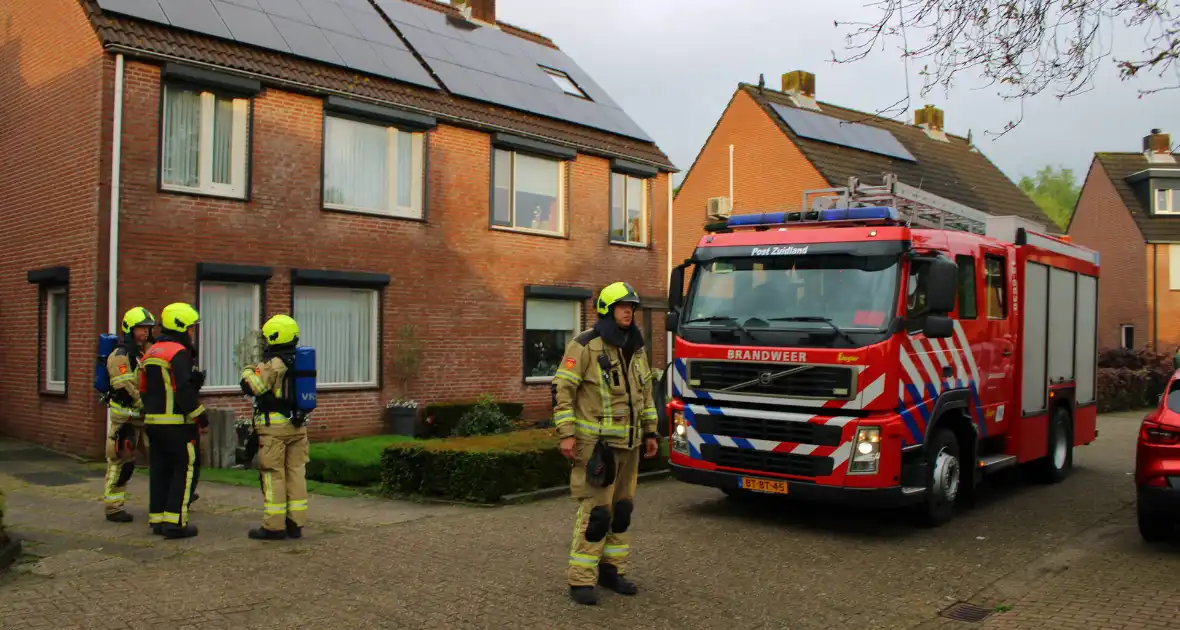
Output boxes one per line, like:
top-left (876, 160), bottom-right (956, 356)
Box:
top-left (1067, 129), bottom-right (1180, 353)
top-left (0, 0), bottom-right (676, 458)
top-left (672, 71), bottom-right (1051, 271)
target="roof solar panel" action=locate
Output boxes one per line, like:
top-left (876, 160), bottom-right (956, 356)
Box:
top-left (95, 0), bottom-right (440, 89)
top-left (770, 103), bottom-right (916, 162)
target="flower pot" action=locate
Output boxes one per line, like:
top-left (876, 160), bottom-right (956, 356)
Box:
top-left (386, 407), bottom-right (418, 436)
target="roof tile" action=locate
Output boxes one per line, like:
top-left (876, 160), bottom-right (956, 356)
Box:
top-left (744, 85), bottom-right (1049, 226)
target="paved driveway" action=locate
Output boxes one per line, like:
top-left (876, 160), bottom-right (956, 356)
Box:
top-left (1, 413), bottom-right (1177, 629)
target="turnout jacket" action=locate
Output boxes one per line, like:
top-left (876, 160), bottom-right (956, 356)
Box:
top-left (138, 334), bottom-right (207, 427)
top-left (106, 343), bottom-right (149, 419)
top-left (552, 326), bottom-right (658, 449)
top-left (240, 357), bottom-right (299, 426)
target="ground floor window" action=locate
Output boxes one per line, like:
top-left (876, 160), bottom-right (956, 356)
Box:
top-left (525, 298), bottom-right (581, 381)
top-left (293, 285), bottom-right (379, 387)
top-left (198, 281), bottom-right (261, 391)
top-left (45, 287), bottom-right (67, 392)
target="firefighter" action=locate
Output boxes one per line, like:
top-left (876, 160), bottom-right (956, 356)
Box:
top-left (102, 306), bottom-right (156, 523)
top-left (238, 314), bottom-right (311, 541)
top-left (139, 302), bottom-right (208, 539)
top-left (553, 281), bottom-right (660, 606)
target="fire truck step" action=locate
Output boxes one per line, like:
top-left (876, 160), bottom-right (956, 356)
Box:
top-left (977, 454), bottom-right (1017, 471)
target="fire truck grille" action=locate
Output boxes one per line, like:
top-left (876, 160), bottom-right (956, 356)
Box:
top-left (693, 415), bottom-right (843, 446)
top-left (701, 444), bottom-right (834, 478)
top-left (688, 361), bottom-right (854, 399)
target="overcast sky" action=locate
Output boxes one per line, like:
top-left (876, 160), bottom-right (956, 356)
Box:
top-left (496, 0), bottom-right (1177, 188)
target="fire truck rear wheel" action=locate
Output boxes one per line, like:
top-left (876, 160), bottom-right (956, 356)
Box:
top-left (1032, 406), bottom-right (1073, 484)
top-left (917, 427), bottom-right (960, 527)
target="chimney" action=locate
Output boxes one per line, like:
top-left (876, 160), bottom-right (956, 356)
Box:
top-left (781, 70), bottom-right (820, 111)
top-left (915, 104), bottom-right (949, 142)
top-left (1144, 128), bottom-right (1175, 164)
top-left (459, 0), bottom-right (495, 24)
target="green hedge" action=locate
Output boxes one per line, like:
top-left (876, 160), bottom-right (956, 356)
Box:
top-left (305, 435), bottom-right (419, 487)
top-left (421, 400), bottom-right (525, 438)
top-left (381, 429), bottom-right (669, 503)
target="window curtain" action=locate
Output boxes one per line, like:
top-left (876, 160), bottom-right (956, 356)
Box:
top-left (294, 286), bottom-right (375, 385)
top-left (324, 116), bottom-right (390, 211)
top-left (524, 299), bottom-right (577, 378)
top-left (162, 85), bottom-right (201, 188)
top-left (492, 148), bottom-right (513, 224)
top-left (49, 291), bottom-right (67, 383)
top-left (212, 97), bottom-right (234, 185)
top-left (199, 283), bottom-right (257, 388)
top-left (514, 153), bottom-right (560, 231)
top-left (626, 176), bottom-right (643, 242)
top-left (610, 173), bottom-right (625, 240)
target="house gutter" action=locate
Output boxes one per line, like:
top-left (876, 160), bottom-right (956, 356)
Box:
top-left (101, 44), bottom-right (678, 174)
top-left (666, 172), bottom-right (674, 395)
top-left (1153, 243), bottom-right (1159, 352)
top-left (106, 53), bottom-right (125, 435)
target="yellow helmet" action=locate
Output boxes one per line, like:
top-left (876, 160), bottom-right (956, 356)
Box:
top-left (121, 306), bottom-right (157, 334)
top-left (262, 314), bottom-right (299, 346)
top-left (595, 281), bottom-right (641, 316)
top-left (160, 302), bottom-right (201, 333)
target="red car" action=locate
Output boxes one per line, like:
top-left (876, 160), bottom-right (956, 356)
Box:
top-left (1136, 370), bottom-right (1180, 541)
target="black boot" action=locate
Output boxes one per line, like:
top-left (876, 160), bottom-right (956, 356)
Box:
top-left (285, 518), bottom-right (302, 539)
top-left (106, 510), bottom-right (133, 523)
top-left (569, 585), bottom-right (598, 606)
top-left (248, 527), bottom-right (287, 541)
top-left (151, 524), bottom-right (163, 536)
top-left (161, 524), bottom-right (198, 539)
top-left (598, 563), bottom-right (638, 595)
top-left (189, 492), bottom-right (199, 505)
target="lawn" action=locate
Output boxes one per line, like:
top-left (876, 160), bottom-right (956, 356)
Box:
top-left (306, 434), bottom-right (420, 487)
top-left (197, 467), bottom-right (363, 498)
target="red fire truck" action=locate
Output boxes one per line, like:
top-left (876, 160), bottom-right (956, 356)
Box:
top-left (663, 175), bottom-right (1101, 526)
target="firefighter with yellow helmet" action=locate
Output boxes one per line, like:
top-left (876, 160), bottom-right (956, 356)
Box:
top-left (239, 314), bottom-right (310, 540)
top-left (553, 281), bottom-right (660, 605)
top-left (102, 306), bottom-right (156, 523)
top-left (139, 302), bottom-right (207, 539)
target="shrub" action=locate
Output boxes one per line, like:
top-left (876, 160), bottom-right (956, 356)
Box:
top-left (0, 487), bottom-right (8, 549)
top-left (453, 394), bottom-right (515, 437)
top-left (305, 434), bottom-right (419, 487)
top-left (1095, 347), bottom-right (1175, 412)
top-left (381, 430), bottom-right (670, 503)
top-left (422, 400), bottom-right (525, 438)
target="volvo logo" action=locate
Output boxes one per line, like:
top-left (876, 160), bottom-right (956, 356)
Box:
top-left (758, 371), bottom-right (774, 385)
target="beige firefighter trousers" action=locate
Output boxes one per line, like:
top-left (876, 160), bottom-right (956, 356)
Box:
top-left (567, 439), bottom-right (641, 586)
top-left (104, 416), bottom-right (148, 515)
top-left (256, 422), bottom-right (310, 531)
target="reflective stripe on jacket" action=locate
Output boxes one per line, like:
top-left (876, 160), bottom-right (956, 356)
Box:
top-left (552, 329), bottom-right (658, 449)
top-left (138, 339), bottom-right (206, 426)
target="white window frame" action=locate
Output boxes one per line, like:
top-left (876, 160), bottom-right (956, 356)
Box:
top-left (610, 172), bottom-right (649, 247)
top-left (492, 149), bottom-right (567, 237)
top-left (524, 298), bottom-right (582, 383)
top-left (293, 285), bottom-right (380, 389)
top-left (198, 281), bottom-right (262, 393)
top-left (1157, 188), bottom-right (1179, 215)
top-left (322, 115), bottom-right (426, 219)
top-left (160, 84), bottom-right (250, 199)
top-left (1121, 324), bottom-right (1135, 350)
top-left (45, 286), bottom-right (67, 393)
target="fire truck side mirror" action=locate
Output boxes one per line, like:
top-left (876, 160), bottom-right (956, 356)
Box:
top-left (665, 310), bottom-right (680, 334)
top-left (922, 314), bottom-right (954, 339)
top-left (668, 265), bottom-right (686, 311)
top-left (924, 257), bottom-right (957, 314)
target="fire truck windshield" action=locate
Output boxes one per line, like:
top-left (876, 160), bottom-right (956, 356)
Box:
top-left (681, 253), bottom-right (900, 348)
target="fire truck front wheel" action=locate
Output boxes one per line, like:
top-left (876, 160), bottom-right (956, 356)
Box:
top-left (916, 427), bottom-right (961, 527)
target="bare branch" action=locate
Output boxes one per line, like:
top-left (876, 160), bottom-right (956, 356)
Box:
top-left (831, 0), bottom-right (1179, 133)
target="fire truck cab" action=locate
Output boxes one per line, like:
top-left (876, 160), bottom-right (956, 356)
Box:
top-left (664, 175), bottom-right (1101, 526)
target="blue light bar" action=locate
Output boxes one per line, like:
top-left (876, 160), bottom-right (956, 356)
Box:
top-left (726, 206), bottom-right (900, 228)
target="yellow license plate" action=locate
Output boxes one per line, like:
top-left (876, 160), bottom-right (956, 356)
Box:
top-left (739, 477), bottom-right (788, 495)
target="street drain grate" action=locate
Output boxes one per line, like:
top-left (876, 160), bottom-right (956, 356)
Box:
top-left (938, 602), bottom-right (995, 623)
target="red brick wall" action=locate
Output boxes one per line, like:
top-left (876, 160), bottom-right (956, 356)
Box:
top-left (672, 88), bottom-right (829, 274)
top-left (1143, 245), bottom-right (1180, 354)
top-left (106, 61), bottom-right (669, 447)
top-left (1066, 158), bottom-right (1146, 351)
top-left (0, 0), bottom-right (107, 455)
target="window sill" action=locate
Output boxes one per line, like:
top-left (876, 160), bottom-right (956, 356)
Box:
top-left (490, 225), bottom-right (567, 240)
top-left (323, 204), bottom-right (426, 223)
top-left (317, 382), bottom-right (381, 393)
top-left (525, 376), bottom-right (555, 385)
top-left (41, 385), bottom-right (66, 397)
top-left (201, 386), bottom-right (245, 396)
top-left (609, 239), bottom-right (649, 249)
top-left (161, 183), bottom-right (247, 202)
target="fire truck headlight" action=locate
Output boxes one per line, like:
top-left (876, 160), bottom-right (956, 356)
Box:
top-left (849, 427), bottom-right (881, 474)
top-left (670, 412), bottom-right (689, 454)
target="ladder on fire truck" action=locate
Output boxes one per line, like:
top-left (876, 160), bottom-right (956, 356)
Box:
top-left (800, 174), bottom-right (1040, 236)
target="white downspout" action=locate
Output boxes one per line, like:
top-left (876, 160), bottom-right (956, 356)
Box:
top-left (666, 173), bottom-right (674, 397)
top-left (728, 144), bottom-right (734, 211)
top-left (106, 53), bottom-right (125, 436)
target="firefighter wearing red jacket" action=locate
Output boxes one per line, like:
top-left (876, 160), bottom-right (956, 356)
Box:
top-left (139, 302), bottom-right (208, 539)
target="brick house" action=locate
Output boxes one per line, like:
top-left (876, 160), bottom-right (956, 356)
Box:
top-left (1066, 129), bottom-right (1180, 353)
top-left (0, 0), bottom-right (676, 458)
top-left (672, 71), bottom-right (1050, 270)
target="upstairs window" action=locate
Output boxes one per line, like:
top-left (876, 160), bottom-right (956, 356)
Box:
top-left (160, 84), bottom-right (250, 199)
top-left (323, 115), bottom-right (426, 219)
top-left (1157, 188), bottom-right (1179, 214)
top-left (492, 148), bottom-right (566, 235)
top-left (610, 173), bottom-right (648, 246)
